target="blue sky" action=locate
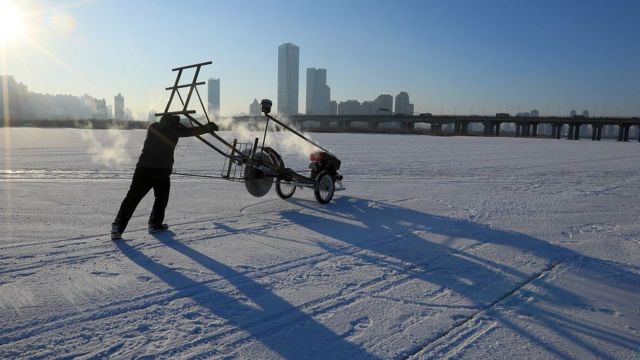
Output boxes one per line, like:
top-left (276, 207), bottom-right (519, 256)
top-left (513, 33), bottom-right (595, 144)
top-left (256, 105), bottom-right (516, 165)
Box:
top-left (2, 0), bottom-right (639, 118)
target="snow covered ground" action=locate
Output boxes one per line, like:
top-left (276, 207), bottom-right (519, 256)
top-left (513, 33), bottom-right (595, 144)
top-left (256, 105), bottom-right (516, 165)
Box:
top-left (1, 127), bottom-right (639, 359)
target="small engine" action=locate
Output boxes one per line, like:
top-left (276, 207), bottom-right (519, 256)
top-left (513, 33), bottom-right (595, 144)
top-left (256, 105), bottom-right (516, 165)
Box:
top-left (309, 151), bottom-right (342, 181)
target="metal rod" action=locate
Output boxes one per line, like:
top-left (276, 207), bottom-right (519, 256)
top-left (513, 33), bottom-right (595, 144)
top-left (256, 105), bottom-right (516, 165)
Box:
top-left (176, 89), bottom-right (185, 107)
top-left (195, 86), bottom-right (210, 123)
top-left (251, 137), bottom-right (259, 158)
top-left (166, 82), bottom-right (206, 90)
top-left (164, 69), bottom-right (183, 113)
top-left (183, 66), bottom-right (201, 112)
top-left (260, 116), bottom-right (270, 158)
top-left (172, 172), bottom-right (225, 179)
top-left (172, 61), bottom-right (213, 71)
top-left (226, 139), bottom-right (238, 178)
top-left (155, 110), bottom-right (196, 116)
top-left (264, 114), bottom-right (334, 155)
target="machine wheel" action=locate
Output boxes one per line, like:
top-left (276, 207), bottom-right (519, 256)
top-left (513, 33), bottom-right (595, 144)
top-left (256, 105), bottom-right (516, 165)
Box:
top-left (276, 180), bottom-right (296, 199)
top-left (314, 171), bottom-right (335, 204)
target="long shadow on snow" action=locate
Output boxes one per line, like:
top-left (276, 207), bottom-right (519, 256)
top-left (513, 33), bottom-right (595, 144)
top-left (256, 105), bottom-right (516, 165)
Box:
top-left (281, 196), bottom-right (640, 358)
top-left (115, 232), bottom-right (377, 360)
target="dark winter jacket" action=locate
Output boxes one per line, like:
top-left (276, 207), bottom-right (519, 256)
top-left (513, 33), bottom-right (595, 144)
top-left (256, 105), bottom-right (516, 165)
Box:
top-left (136, 120), bottom-right (207, 169)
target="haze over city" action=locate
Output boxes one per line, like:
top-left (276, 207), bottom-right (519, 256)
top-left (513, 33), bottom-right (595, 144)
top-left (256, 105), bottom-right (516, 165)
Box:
top-left (1, 0), bottom-right (639, 119)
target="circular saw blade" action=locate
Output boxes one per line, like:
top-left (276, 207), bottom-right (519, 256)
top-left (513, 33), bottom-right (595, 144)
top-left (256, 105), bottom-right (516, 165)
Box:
top-left (244, 151), bottom-right (274, 197)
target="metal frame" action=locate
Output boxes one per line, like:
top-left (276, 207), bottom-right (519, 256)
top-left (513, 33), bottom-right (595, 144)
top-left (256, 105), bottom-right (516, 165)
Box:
top-left (155, 61), bottom-right (338, 195)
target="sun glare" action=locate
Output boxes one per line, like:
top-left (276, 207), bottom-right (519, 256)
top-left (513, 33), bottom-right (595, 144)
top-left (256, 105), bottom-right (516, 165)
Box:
top-left (0, 1), bottom-right (27, 45)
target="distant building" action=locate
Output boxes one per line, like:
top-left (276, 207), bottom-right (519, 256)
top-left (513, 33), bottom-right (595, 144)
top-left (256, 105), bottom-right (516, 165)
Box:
top-left (361, 101), bottom-right (378, 115)
top-left (278, 42), bottom-right (299, 115)
top-left (375, 94), bottom-right (393, 114)
top-left (249, 99), bottom-right (261, 116)
top-left (306, 68), bottom-right (331, 114)
top-left (338, 100), bottom-right (361, 115)
top-left (329, 100), bottom-right (338, 115)
top-left (582, 110), bottom-right (589, 118)
top-left (208, 78), bottom-right (220, 117)
top-left (531, 109), bottom-right (539, 117)
top-left (82, 94), bottom-right (108, 119)
top-left (394, 92), bottom-right (414, 115)
top-left (0, 75), bottom-right (121, 121)
top-left (114, 93), bottom-right (125, 120)
top-left (570, 109), bottom-right (577, 118)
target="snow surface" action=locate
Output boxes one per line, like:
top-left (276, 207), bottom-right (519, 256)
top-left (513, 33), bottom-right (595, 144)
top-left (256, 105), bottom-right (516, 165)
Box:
top-left (1, 128), bottom-right (639, 359)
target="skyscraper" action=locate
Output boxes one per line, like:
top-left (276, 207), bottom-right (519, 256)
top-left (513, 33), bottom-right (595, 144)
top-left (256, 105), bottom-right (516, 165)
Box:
top-left (306, 68), bottom-right (330, 115)
top-left (114, 93), bottom-right (124, 120)
top-left (375, 94), bottom-right (393, 114)
top-left (208, 78), bottom-right (220, 117)
top-left (278, 43), bottom-right (299, 115)
top-left (394, 92), bottom-right (414, 115)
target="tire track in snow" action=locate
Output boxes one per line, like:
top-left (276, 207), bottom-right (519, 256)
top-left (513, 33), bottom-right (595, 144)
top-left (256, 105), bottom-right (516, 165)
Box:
top-left (1, 227), bottom-right (490, 357)
top-left (407, 260), bottom-right (562, 359)
top-left (0, 209), bottom-right (292, 276)
top-left (134, 241), bottom-right (495, 359)
top-left (2, 203), bottom-right (513, 359)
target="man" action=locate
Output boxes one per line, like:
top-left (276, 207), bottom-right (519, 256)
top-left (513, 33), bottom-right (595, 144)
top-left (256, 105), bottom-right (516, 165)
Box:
top-left (111, 114), bottom-right (218, 240)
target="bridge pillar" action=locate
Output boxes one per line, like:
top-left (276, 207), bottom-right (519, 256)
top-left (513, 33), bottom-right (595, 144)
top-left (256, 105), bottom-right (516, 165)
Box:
top-left (531, 123), bottom-right (538, 137)
top-left (523, 122), bottom-right (531, 137)
top-left (574, 123), bottom-right (581, 140)
top-left (483, 121), bottom-right (490, 136)
top-left (454, 121), bottom-right (462, 135)
top-left (555, 124), bottom-right (563, 139)
top-left (597, 125), bottom-right (602, 141)
top-left (592, 125), bottom-right (598, 141)
top-left (618, 125), bottom-right (625, 141)
top-left (495, 122), bottom-right (501, 136)
top-left (515, 123), bottom-right (521, 137)
top-left (638, 125), bottom-right (640, 142)
top-left (369, 121), bottom-right (378, 129)
top-left (623, 125), bottom-right (630, 142)
top-left (567, 123), bottom-right (579, 140)
top-left (461, 122), bottom-right (469, 135)
top-left (431, 123), bottom-right (442, 135)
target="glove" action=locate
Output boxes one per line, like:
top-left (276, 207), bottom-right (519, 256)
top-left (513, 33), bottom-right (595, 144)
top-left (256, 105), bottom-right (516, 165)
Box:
top-left (204, 122), bottom-right (218, 132)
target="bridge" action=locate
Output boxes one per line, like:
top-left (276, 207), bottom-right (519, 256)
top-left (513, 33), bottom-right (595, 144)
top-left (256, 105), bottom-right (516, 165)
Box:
top-left (226, 114), bottom-right (640, 142)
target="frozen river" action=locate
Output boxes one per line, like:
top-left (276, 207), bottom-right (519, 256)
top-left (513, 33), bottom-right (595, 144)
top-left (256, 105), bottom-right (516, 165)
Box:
top-left (1, 128), bottom-right (639, 359)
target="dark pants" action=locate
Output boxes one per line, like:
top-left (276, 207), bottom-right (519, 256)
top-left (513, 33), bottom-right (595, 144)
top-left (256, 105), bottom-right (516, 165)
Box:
top-left (113, 166), bottom-right (171, 233)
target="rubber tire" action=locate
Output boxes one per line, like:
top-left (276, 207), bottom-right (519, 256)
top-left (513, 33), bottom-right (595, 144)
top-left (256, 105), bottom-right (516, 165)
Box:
top-left (275, 179), bottom-right (296, 199)
top-left (314, 171), bottom-right (335, 204)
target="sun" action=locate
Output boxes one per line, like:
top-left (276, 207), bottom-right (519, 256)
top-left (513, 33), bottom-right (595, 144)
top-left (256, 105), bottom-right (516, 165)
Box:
top-left (0, 1), bottom-right (27, 45)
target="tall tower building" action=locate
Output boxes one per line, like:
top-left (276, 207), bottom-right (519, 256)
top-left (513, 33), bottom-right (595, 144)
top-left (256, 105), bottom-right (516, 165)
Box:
top-left (208, 78), bottom-right (220, 117)
top-left (278, 42), bottom-right (299, 115)
top-left (114, 93), bottom-right (124, 120)
top-left (306, 68), bottom-right (330, 115)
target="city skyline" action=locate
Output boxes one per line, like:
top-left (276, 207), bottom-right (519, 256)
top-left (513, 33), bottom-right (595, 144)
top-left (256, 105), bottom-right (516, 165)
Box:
top-left (1, 0), bottom-right (639, 119)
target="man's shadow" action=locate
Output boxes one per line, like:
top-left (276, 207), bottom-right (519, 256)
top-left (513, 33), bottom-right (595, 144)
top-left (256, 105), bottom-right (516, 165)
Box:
top-left (115, 230), bottom-right (378, 359)
top-left (280, 196), bottom-right (640, 358)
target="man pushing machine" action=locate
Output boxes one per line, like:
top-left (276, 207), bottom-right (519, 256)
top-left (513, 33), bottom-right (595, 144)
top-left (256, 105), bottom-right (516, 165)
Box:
top-left (111, 114), bottom-right (217, 240)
